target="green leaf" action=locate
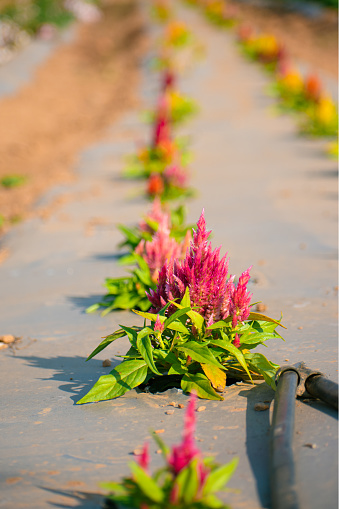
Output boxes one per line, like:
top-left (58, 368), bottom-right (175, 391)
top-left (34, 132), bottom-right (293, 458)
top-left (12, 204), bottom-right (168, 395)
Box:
top-left (248, 312), bottom-right (286, 329)
top-left (117, 224), bottom-right (140, 245)
top-left (120, 325), bottom-right (139, 348)
top-left (206, 319), bottom-right (231, 330)
top-left (181, 372), bottom-right (223, 400)
top-left (129, 462), bottom-right (164, 502)
top-left (171, 299), bottom-right (204, 331)
top-left (133, 310), bottom-right (189, 334)
top-left (203, 457), bottom-right (239, 496)
top-left (174, 458), bottom-right (199, 504)
top-left (177, 342), bottom-right (225, 370)
top-left (77, 360), bottom-right (147, 404)
top-left (244, 352), bottom-right (279, 390)
top-left (86, 329), bottom-right (127, 361)
top-left (137, 328), bottom-right (162, 375)
top-left (210, 334), bottom-right (253, 382)
top-left (151, 431), bottom-right (170, 458)
top-left (164, 307), bottom-right (191, 328)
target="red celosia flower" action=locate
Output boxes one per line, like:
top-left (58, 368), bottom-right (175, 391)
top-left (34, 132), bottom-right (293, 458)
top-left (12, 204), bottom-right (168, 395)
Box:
top-left (147, 173), bottom-right (164, 197)
top-left (304, 74), bottom-right (322, 102)
top-left (162, 68), bottom-right (176, 91)
top-left (138, 442), bottom-right (150, 472)
top-left (154, 314), bottom-right (165, 332)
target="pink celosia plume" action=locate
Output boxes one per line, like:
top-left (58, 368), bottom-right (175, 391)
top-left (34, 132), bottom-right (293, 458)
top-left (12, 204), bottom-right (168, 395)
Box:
top-left (147, 211), bottom-right (253, 328)
top-left (138, 442), bottom-right (150, 472)
top-left (168, 393), bottom-right (199, 474)
top-left (138, 198), bottom-right (170, 234)
top-left (135, 216), bottom-right (188, 282)
top-left (163, 164), bottom-right (188, 189)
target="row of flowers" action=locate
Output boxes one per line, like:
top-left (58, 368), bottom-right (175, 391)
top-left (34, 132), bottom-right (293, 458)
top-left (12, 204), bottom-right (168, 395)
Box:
top-left (82, 4), bottom-right (285, 507)
top-left (181, 0), bottom-right (338, 159)
top-left (82, 1), bottom-right (283, 412)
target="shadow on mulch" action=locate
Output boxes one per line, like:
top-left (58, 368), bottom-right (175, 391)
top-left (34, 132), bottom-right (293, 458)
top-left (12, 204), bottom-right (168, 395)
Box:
top-left (15, 354), bottom-right (120, 404)
top-left (239, 383), bottom-right (275, 509)
top-left (40, 486), bottom-right (105, 508)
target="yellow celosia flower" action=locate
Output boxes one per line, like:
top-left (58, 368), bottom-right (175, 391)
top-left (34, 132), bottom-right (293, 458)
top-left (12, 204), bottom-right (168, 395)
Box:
top-left (315, 96), bottom-right (337, 126)
top-left (279, 70), bottom-right (303, 94)
top-left (255, 34), bottom-right (279, 58)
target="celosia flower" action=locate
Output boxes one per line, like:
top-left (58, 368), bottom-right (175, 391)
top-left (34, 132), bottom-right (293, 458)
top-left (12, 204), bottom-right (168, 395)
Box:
top-left (304, 74), bottom-right (322, 102)
top-left (168, 393), bottom-right (200, 474)
top-left (154, 315), bottom-right (165, 332)
top-left (139, 198), bottom-right (170, 234)
top-left (153, 112), bottom-right (171, 147)
top-left (278, 68), bottom-right (304, 94)
top-left (237, 24), bottom-right (254, 43)
top-left (314, 95), bottom-right (337, 126)
top-left (168, 394), bottom-right (210, 503)
top-left (229, 267), bottom-right (253, 329)
top-left (162, 68), bottom-right (176, 91)
top-left (163, 164), bottom-right (188, 189)
top-left (138, 442), bottom-right (150, 472)
top-left (147, 211), bottom-right (253, 328)
top-left (135, 216), bottom-right (189, 282)
top-left (147, 173), bottom-right (164, 197)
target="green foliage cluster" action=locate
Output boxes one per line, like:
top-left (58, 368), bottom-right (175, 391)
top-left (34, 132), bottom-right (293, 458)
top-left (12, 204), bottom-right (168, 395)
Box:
top-left (104, 451), bottom-right (238, 509)
top-left (78, 289), bottom-right (283, 404)
top-left (0, 0), bottom-right (74, 34)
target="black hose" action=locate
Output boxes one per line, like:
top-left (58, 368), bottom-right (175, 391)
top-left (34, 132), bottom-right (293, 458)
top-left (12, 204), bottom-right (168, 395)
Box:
top-left (270, 368), bottom-right (300, 509)
top-left (305, 374), bottom-right (338, 411)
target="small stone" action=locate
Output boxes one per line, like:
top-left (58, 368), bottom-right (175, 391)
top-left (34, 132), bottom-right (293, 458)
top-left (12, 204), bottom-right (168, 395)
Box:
top-left (254, 402), bottom-right (269, 411)
top-left (156, 449), bottom-right (162, 454)
top-left (303, 443), bottom-right (317, 449)
top-left (0, 334), bottom-right (15, 344)
top-left (154, 429), bottom-right (165, 434)
top-left (178, 404), bottom-right (185, 409)
top-left (133, 448), bottom-right (143, 456)
top-left (168, 402), bottom-right (176, 407)
top-left (298, 326), bottom-right (303, 330)
top-left (284, 359), bottom-right (289, 362)
top-left (102, 359), bottom-right (111, 367)
top-left (256, 303), bottom-right (267, 312)
top-left (165, 410), bottom-right (174, 415)
top-left (213, 436), bottom-right (218, 440)
top-left (196, 406), bottom-right (206, 412)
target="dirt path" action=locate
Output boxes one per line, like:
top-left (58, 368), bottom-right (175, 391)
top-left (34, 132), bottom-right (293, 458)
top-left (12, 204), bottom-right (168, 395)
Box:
top-left (0, 0), bottom-right (147, 233)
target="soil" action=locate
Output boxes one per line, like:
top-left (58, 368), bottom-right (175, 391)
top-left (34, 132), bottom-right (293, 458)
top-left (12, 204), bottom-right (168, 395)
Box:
top-left (0, 0), bottom-right (147, 235)
top-left (228, 1), bottom-right (338, 78)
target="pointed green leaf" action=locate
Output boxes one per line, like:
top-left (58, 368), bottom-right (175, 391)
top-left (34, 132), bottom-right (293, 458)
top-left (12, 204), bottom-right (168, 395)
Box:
top-left (248, 312), bottom-right (286, 329)
top-left (77, 360), bottom-right (147, 404)
top-left (129, 463), bottom-right (164, 502)
top-left (210, 334), bottom-right (253, 382)
top-left (244, 352), bottom-right (279, 390)
top-left (86, 329), bottom-right (127, 361)
top-left (181, 373), bottom-right (223, 400)
top-left (171, 300), bottom-right (204, 331)
top-left (133, 310), bottom-right (189, 333)
top-left (137, 328), bottom-right (162, 375)
top-left (164, 307), bottom-right (191, 328)
top-left (174, 458), bottom-right (199, 504)
top-left (151, 431), bottom-right (170, 458)
top-left (202, 457), bottom-right (239, 495)
top-left (177, 342), bottom-right (225, 370)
